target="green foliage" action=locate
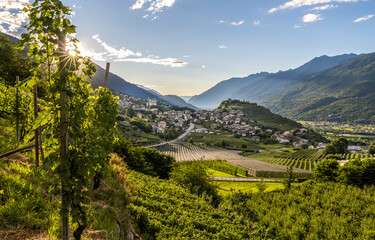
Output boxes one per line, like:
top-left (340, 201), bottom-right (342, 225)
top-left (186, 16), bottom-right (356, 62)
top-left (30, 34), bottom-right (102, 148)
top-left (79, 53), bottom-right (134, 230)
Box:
top-left (128, 171), bottom-right (257, 239)
top-left (369, 143), bottom-right (375, 155)
top-left (219, 99), bottom-right (302, 130)
top-left (130, 117), bottom-right (152, 133)
top-left (114, 138), bottom-right (175, 179)
top-left (125, 107), bottom-right (136, 118)
top-left (223, 181), bottom-right (375, 239)
top-left (0, 34), bottom-right (31, 86)
top-left (283, 166), bottom-right (294, 190)
top-left (0, 161), bottom-right (59, 231)
top-left (244, 149), bottom-right (323, 172)
top-left (314, 158), bottom-right (340, 182)
top-left (0, 82), bottom-right (34, 143)
top-left (200, 160), bottom-right (248, 177)
top-left (18, 1), bottom-right (119, 238)
top-left (170, 162), bottom-right (221, 206)
top-left (324, 137), bottom-right (349, 155)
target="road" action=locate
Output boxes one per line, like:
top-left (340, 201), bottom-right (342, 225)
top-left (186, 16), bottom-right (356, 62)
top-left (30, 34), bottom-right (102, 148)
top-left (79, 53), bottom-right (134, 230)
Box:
top-left (145, 123), bottom-right (195, 148)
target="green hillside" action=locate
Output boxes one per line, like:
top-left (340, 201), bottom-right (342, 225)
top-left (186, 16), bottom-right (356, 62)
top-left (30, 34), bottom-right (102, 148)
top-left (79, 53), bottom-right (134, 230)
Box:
top-left (218, 99), bottom-right (302, 130)
top-left (272, 52), bottom-right (375, 124)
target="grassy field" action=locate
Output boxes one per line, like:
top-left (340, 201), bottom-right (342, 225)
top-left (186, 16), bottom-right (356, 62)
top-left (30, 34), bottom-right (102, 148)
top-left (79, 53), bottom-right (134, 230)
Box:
top-left (189, 132), bottom-right (285, 151)
top-left (215, 181), bottom-right (290, 195)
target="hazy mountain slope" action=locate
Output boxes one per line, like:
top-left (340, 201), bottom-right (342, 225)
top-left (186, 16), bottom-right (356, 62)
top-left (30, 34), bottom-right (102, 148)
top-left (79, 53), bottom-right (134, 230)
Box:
top-left (190, 54), bottom-right (360, 110)
top-left (272, 52), bottom-right (375, 123)
top-left (91, 64), bottom-right (174, 105)
top-left (234, 54), bottom-right (360, 105)
top-left (162, 95), bottom-right (199, 110)
top-left (92, 65), bottom-right (199, 109)
top-left (188, 72), bottom-right (270, 109)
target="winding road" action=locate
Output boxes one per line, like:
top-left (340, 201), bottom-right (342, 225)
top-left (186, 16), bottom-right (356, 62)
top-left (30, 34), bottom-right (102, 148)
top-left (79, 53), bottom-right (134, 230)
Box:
top-left (145, 123), bottom-right (195, 148)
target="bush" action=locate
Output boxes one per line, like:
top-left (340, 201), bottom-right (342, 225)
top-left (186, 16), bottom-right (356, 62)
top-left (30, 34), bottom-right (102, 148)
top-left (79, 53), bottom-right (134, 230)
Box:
top-left (114, 138), bottom-right (175, 179)
top-left (324, 154), bottom-right (343, 160)
top-left (314, 158), bottom-right (340, 182)
top-left (170, 162), bottom-right (220, 206)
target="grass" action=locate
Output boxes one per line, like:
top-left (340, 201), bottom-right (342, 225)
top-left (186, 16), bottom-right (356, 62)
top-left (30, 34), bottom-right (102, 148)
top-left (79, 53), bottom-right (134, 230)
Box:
top-left (214, 181), bottom-right (288, 195)
top-left (190, 132), bottom-right (262, 150)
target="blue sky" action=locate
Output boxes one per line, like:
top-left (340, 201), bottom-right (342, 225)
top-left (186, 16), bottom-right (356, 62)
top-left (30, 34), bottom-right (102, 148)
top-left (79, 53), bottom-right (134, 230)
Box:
top-left (1, 0), bottom-right (375, 96)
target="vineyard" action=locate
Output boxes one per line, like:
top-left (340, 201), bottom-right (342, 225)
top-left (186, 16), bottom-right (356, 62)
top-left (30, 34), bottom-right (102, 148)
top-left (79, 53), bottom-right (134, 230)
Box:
top-left (243, 149), bottom-right (375, 172)
top-left (155, 144), bottom-right (313, 178)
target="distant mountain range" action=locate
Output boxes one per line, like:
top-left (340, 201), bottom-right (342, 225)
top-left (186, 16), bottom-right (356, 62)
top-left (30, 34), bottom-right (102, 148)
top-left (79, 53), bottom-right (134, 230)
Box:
top-left (91, 64), bottom-right (199, 110)
top-left (189, 54), bottom-right (360, 109)
top-left (189, 53), bottom-right (375, 124)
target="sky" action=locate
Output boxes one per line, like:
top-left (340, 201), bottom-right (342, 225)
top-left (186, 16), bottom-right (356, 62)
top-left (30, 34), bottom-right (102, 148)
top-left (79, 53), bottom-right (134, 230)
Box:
top-left (1, 0), bottom-right (375, 96)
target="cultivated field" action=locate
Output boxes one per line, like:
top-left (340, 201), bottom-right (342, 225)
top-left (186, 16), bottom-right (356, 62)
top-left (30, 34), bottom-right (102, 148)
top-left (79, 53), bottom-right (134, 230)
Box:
top-left (155, 144), bottom-right (313, 178)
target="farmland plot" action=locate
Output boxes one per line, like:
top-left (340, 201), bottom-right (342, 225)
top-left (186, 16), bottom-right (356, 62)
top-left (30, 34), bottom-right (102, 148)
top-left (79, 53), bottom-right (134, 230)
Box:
top-left (155, 144), bottom-right (313, 178)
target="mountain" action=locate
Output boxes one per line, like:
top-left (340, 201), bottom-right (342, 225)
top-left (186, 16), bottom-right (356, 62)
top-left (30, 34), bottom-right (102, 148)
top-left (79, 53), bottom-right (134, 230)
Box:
top-left (180, 96), bottom-right (192, 102)
top-left (271, 52), bottom-right (375, 124)
top-left (188, 72), bottom-right (270, 109)
top-left (92, 64), bottom-right (199, 109)
top-left (162, 95), bottom-right (199, 110)
top-left (91, 64), bottom-right (174, 104)
top-left (189, 54), bottom-right (360, 109)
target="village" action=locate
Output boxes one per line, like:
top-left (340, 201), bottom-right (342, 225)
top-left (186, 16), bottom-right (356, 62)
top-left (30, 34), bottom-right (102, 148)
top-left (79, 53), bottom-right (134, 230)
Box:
top-left (116, 95), bottom-right (353, 151)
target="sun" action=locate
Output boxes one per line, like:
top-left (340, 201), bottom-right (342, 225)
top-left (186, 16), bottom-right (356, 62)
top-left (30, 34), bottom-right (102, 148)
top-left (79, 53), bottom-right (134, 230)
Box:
top-left (68, 49), bottom-right (77, 57)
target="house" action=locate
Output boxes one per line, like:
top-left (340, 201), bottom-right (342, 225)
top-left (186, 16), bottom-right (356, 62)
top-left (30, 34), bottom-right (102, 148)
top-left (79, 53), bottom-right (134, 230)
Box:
top-left (252, 136), bottom-right (260, 142)
top-left (348, 146), bottom-right (361, 154)
top-left (293, 139), bottom-right (309, 148)
top-left (158, 121), bottom-right (167, 129)
top-left (196, 128), bottom-right (208, 134)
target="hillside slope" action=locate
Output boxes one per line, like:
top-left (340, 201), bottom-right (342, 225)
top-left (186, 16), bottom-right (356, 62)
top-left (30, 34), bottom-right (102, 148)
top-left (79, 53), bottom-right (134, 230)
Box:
top-left (271, 52), bottom-right (375, 124)
top-left (188, 72), bottom-right (270, 109)
top-left (218, 99), bottom-right (302, 130)
top-left (189, 54), bottom-right (359, 109)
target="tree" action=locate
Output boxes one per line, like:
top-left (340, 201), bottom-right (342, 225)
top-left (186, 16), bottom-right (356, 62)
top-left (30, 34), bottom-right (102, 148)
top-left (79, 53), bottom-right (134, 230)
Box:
top-left (19, 1), bottom-right (118, 239)
top-left (114, 137), bottom-right (175, 179)
top-left (170, 162), bottom-right (220, 206)
top-left (324, 137), bottom-right (349, 155)
top-left (0, 35), bottom-right (31, 86)
top-left (338, 159), bottom-right (363, 187)
top-left (314, 158), bottom-right (340, 182)
top-left (283, 167), bottom-right (294, 190)
top-left (125, 107), bottom-right (136, 118)
top-left (369, 143), bottom-right (375, 155)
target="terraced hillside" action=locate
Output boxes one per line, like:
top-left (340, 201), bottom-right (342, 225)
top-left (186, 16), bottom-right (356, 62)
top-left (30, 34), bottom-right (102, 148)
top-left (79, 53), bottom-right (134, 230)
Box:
top-left (155, 144), bottom-right (312, 178)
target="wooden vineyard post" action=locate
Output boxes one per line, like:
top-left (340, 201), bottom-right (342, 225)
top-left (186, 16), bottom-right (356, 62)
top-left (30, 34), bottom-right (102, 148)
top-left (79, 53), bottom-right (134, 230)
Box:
top-left (33, 84), bottom-right (39, 167)
top-left (15, 76), bottom-right (19, 146)
top-left (104, 62), bottom-right (110, 88)
top-left (59, 31), bottom-right (70, 240)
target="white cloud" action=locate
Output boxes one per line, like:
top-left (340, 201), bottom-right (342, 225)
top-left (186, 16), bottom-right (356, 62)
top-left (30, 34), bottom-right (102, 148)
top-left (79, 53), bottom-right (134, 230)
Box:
top-left (302, 13), bottom-right (324, 22)
top-left (219, 45), bottom-right (227, 49)
top-left (130, 0), bottom-right (176, 16)
top-left (0, 0), bottom-right (29, 36)
top-left (219, 20), bottom-right (225, 23)
top-left (294, 24), bottom-right (302, 28)
top-left (269, 0), bottom-right (359, 13)
top-left (354, 14), bottom-right (374, 22)
top-left (201, 65), bottom-right (206, 69)
top-left (90, 35), bottom-right (187, 67)
top-left (231, 20), bottom-right (244, 26)
top-left (311, 4), bottom-right (338, 10)
top-left (116, 57), bottom-right (188, 67)
top-left (253, 20), bottom-right (261, 25)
